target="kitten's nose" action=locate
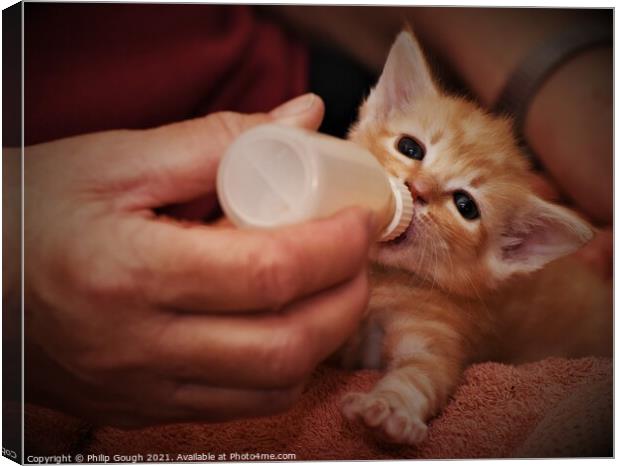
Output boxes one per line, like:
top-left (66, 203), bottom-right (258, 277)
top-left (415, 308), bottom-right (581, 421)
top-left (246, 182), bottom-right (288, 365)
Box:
top-left (407, 179), bottom-right (431, 205)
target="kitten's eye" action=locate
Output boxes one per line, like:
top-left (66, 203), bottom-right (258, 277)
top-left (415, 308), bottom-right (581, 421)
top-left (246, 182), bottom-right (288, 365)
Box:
top-left (453, 191), bottom-right (479, 220)
top-left (397, 136), bottom-right (425, 160)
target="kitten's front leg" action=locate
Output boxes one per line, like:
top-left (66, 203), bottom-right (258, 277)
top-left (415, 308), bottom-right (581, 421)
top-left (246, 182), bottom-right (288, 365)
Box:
top-left (342, 325), bottom-right (464, 445)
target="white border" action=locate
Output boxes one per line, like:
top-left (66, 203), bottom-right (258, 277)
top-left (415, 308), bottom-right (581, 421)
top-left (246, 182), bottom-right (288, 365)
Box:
top-left (0, 1), bottom-right (616, 466)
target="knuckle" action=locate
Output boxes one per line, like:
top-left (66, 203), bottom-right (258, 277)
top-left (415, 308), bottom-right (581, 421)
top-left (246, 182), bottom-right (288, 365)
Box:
top-left (79, 271), bottom-right (129, 302)
top-left (70, 348), bottom-right (125, 376)
top-left (263, 325), bottom-right (314, 385)
top-left (260, 385), bottom-right (305, 415)
top-left (207, 111), bottom-right (244, 139)
top-left (69, 336), bottom-right (149, 379)
top-left (65, 240), bottom-right (134, 302)
top-left (251, 240), bottom-right (301, 308)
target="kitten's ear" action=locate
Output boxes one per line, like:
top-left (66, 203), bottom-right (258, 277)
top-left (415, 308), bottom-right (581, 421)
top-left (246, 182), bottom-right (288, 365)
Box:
top-left (490, 196), bottom-right (594, 278)
top-left (364, 30), bottom-right (438, 119)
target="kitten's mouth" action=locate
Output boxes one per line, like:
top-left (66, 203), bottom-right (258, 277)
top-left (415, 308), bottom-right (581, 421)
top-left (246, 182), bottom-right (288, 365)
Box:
top-left (384, 214), bottom-right (415, 246)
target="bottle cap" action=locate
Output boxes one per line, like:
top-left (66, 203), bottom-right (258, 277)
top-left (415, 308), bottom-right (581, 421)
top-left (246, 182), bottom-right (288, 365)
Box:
top-left (380, 176), bottom-right (414, 241)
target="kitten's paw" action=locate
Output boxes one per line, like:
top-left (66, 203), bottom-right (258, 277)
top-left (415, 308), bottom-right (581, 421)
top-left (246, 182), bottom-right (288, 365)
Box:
top-left (341, 391), bottom-right (428, 445)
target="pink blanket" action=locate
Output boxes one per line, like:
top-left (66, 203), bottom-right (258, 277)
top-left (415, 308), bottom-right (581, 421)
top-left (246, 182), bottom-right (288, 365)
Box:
top-left (25, 356), bottom-right (611, 459)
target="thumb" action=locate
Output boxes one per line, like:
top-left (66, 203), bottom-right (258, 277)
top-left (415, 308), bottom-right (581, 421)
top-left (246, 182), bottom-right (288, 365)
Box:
top-left (133, 94), bottom-right (325, 208)
top-left (269, 93), bottom-right (325, 130)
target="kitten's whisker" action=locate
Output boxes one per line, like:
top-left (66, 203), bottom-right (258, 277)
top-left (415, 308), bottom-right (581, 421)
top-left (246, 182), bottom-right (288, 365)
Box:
top-left (419, 218), bottom-right (442, 290)
top-left (429, 235), bottom-right (440, 292)
top-left (416, 219), bottom-right (432, 283)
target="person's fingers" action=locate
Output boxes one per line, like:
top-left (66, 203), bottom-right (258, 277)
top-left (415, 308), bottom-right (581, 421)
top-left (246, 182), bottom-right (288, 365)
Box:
top-left (138, 206), bottom-right (374, 312)
top-left (269, 92), bottom-right (325, 130)
top-left (156, 192), bottom-right (222, 222)
top-left (128, 93), bottom-right (325, 208)
top-left (149, 266), bottom-right (369, 388)
top-left (126, 112), bottom-right (271, 209)
top-left (149, 94), bottom-right (326, 222)
top-left (164, 383), bottom-right (305, 423)
top-left (97, 378), bottom-right (305, 427)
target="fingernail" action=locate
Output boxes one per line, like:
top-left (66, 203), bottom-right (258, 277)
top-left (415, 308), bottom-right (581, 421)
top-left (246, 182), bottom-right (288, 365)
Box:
top-left (270, 93), bottom-right (317, 119)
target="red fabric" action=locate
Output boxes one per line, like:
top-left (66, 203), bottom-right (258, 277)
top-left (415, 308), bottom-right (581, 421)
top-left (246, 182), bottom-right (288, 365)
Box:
top-left (23, 4), bottom-right (308, 146)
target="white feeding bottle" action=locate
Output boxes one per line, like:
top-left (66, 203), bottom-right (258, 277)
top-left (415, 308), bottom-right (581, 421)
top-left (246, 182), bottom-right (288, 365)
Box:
top-left (216, 124), bottom-right (414, 242)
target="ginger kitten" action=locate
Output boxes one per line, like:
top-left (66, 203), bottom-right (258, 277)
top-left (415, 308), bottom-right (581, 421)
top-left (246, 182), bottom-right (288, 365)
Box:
top-left (340, 31), bottom-right (612, 445)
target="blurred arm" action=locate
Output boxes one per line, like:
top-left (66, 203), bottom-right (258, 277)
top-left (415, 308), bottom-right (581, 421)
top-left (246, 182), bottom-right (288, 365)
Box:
top-left (266, 6), bottom-right (612, 225)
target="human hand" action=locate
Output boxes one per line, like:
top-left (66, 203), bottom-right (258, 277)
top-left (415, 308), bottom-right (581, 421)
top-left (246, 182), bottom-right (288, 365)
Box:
top-left (23, 94), bottom-right (375, 427)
